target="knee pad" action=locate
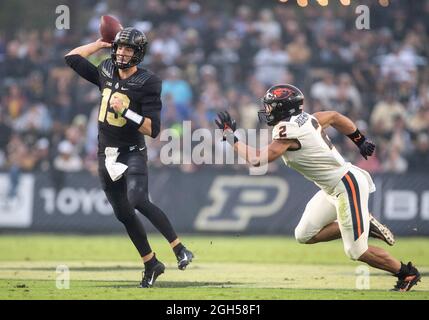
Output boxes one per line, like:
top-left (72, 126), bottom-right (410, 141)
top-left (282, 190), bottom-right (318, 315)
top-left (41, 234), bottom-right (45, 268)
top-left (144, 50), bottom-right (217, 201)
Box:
top-left (294, 225), bottom-right (313, 244)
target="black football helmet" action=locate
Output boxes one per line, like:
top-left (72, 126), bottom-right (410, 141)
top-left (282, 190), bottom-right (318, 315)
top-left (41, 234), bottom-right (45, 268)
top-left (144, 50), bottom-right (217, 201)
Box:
top-left (111, 27), bottom-right (148, 69)
top-left (258, 84), bottom-right (304, 126)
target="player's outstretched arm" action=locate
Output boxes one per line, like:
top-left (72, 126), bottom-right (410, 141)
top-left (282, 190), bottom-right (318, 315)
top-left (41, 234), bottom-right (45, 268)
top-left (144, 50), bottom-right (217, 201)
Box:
top-left (65, 38), bottom-right (111, 58)
top-left (313, 110), bottom-right (357, 133)
top-left (64, 39), bottom-right (111, 86)
top-left (215, 111), bottom-right (291, 166)
top-left (236, 140), bottom-right (290, 167)
top-left (313, 111), bottom-right (375, 159)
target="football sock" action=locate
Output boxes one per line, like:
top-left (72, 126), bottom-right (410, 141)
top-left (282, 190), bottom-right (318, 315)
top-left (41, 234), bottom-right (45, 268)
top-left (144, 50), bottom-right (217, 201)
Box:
top-left (395, 262), bottom-right (408, 278)
top-left (144, 254), bottom-right (158, 270)
top-left (173, 243), bottom-right (185, 256)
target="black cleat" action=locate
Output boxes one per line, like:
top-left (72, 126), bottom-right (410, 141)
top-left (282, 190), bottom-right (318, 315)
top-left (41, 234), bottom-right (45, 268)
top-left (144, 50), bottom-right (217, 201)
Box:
top-left (176, 247), bottom-right (194, 270)
top-left (369, 214), bottom-right (395, 246)
top-left (392, 262), bottom-right (421, 292)
top-left (140, 260), bottom-right (165, 288)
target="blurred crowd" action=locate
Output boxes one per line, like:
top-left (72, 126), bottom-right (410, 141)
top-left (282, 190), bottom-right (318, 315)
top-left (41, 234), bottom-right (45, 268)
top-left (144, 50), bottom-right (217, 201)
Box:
top-left (0, 0), bottom-right (429, 187)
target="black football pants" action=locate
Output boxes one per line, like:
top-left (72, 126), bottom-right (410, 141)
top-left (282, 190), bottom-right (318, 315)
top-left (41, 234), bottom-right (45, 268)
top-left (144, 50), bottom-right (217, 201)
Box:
top-left (98, 149), bottom-right (178, 257)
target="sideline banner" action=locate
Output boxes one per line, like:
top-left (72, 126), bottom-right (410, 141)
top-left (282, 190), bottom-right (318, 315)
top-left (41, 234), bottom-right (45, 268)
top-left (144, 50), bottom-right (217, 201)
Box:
top-left (0, 169), bottom-right (428, 235)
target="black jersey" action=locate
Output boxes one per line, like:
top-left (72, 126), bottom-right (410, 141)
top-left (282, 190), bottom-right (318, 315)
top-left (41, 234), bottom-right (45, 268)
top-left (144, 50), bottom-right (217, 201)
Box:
top-left (65, 54), bottom-right (162, 151)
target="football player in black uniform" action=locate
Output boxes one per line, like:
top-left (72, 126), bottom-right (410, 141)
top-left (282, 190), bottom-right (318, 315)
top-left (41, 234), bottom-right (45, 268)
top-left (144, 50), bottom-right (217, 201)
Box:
top-left (65, 28), bottom-right (193, 288)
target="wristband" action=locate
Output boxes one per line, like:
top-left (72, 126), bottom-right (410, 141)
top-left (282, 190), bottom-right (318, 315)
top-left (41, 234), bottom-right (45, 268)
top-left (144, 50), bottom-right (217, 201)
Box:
top-left (122, 109), bottom-right (145, 127)
top-left (347, 129), bottom-right (365, 146)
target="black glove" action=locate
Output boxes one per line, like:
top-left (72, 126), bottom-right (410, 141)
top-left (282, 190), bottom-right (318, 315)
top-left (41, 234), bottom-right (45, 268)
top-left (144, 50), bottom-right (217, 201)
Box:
top-left (215, 111), bottom-right (238, 143)
top-left (358, 139), bottom-right (376, 160)
top-left (347, 129), bottom-right (375, 160)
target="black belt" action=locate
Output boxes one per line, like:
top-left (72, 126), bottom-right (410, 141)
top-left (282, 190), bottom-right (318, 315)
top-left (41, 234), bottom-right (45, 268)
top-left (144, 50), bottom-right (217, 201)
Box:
top-left (117, 145), bottom-right (146, 154)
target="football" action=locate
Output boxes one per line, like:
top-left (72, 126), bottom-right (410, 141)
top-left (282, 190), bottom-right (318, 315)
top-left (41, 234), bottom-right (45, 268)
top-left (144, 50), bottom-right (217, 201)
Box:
top-left (100, 15), bottom-right (123, 43)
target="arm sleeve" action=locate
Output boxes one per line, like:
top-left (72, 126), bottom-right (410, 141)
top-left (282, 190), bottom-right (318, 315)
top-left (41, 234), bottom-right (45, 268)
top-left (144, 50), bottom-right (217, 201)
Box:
top-left (141, 78), bottom-right (162, 139)
top-left (64, 54), bottom-right (100, 88)
top-left (144, 109), bottom-right (161, 139)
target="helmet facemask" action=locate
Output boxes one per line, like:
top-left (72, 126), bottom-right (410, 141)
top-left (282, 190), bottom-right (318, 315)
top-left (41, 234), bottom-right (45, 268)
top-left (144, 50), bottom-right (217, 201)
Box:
top-left (111, 28), bottom-right (147, 69)
top-left (112, 44), bottom-right (144, 69)
top-left (258, 100), bottom-right (278, 126)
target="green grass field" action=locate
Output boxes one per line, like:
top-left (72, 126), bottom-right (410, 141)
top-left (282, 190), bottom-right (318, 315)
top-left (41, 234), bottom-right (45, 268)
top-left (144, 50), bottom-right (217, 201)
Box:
top-left (0, 234), bottom-right (428, 300)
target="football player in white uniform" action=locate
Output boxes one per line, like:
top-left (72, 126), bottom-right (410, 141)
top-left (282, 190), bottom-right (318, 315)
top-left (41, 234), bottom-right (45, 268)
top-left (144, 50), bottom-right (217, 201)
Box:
top-left (215, 84), bottom-right (421, 292)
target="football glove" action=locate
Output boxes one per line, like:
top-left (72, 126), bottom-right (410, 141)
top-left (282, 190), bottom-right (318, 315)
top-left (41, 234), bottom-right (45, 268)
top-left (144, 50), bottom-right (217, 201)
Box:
top-left (358, 139), bottom-right (376, 160)
top-left (347, 129), bottom-right (375, 160)
top-left (215, 111), bottom-right (237, 143)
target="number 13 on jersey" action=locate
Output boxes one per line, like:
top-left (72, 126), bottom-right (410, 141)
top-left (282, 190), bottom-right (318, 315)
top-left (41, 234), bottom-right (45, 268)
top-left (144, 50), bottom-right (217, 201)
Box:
top-left (98, 88), bottom-right (130, 127)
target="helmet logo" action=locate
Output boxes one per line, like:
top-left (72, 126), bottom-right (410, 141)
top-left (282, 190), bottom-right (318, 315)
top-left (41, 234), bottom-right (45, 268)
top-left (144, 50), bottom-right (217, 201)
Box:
top-left (272, 88), bottom-right (293, 99)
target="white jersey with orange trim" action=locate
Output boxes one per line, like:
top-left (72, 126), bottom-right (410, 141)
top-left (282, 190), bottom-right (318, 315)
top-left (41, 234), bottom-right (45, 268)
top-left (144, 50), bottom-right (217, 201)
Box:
top-left (272, 112), bottom-right (351, 195)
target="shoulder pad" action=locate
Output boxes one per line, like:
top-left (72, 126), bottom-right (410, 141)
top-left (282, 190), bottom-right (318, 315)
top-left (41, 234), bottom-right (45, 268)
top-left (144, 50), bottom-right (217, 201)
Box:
top-left (128, 69), bottom-right (156, 86)
top-left (99, 59), bottom-right (115, 78)
top-left (272, 120), bottom-right (300, 140)
top-left (291, 112), bottom-right (310, 128)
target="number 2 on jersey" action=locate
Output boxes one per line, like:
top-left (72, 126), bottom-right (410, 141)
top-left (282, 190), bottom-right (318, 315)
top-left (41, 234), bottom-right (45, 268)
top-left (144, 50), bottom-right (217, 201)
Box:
top-left (279, 126), bottom-right (287, 138)
top-left (98, 88), bottom-right (130, 127)
top-left (311, 118), bottom-right (333, 149)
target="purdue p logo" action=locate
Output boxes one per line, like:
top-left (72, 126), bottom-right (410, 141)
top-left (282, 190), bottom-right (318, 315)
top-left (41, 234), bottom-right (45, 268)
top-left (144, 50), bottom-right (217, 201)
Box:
top-left (194, 176), bottom-right (288, 231)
